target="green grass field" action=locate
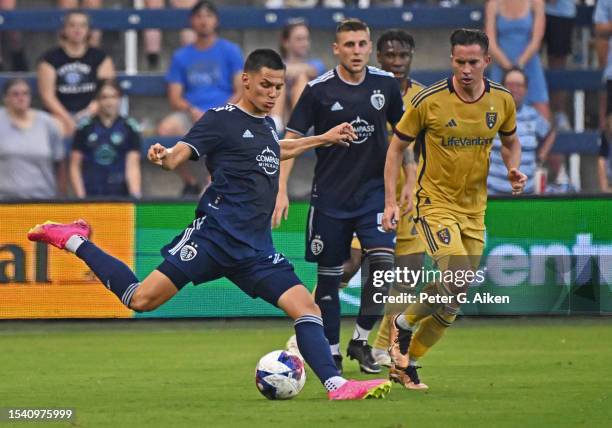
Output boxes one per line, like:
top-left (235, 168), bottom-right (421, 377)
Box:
top-left (1, 318), bottom-right (611, 428)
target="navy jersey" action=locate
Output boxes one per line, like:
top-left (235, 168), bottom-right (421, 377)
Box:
top-left (181, 104), bottom-right (281, 255)
top-left (72, 116), bottom-right (141, 197)
top-left (286, 66), bottom-right (404, 218)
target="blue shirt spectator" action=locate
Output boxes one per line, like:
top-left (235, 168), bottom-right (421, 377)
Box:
top-left (545, 0), bottom-right (576, 18)
top-left (166, 39), bottom-right (243, 113)
top-left (594, 0), bottom-right (612, 82)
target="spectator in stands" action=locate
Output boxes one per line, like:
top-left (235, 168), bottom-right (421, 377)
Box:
top-left (545, 0), bottom-right (576, 131)
top-left (70, 80), bottom-right (142, 199)
top-left (0, 0), bottom-right (28, 71)
top-left (157, 0), bottom-right (243, 195)
top-left (488, 68), bottom-right (556, 195)
top-left (595, 0), bottom-right (612, 131)
top-left (143, 0), bottom-right (197, 70)
top-left (269, 19), bottom-right (325, 132)
top-left (599, 123), bottom-right (612, 193)
top-left (38, 10), bottom-right (115, 137)
top-left (0, 78), bottom-right (64, 200)
top-left (58, 0), bottom-right (102, 48)
top-left (485, 0), bottom-right (551, 120)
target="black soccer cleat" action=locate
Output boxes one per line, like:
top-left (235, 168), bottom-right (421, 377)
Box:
top-left (333, 354), bottom-right (343, 375)
top-left (346, 339), bottom-right (381, 374)
top-left (393, 315), bottom-right (413, 355)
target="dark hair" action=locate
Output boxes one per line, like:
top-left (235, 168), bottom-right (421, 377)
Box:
top-left (450, 28), bottom-right (489, 53)
top-left (96, 79), bottom-right (124, 98)
top-left (244, 49), bottom-right (286, 73)
top-left (502, 66), bottom-right (529, 87)
top-left (336, 18), bottom-right (369, 35)
top-left (2, 78), bottom-right (30, 96)
top-left (60, 10), bottom-right (91, 42)
top-left (376, 29), bottom-right (415, 53)
top-left (190, 0), bottom-right (218, 17)
top-left (279, 19), bottom-right (309, 59)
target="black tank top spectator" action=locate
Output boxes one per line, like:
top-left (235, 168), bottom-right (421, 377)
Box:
top-left (37, 10), bottom-right (115, 137)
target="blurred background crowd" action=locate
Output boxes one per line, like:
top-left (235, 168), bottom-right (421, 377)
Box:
top-left (0, 0), bottom-right (611, 201)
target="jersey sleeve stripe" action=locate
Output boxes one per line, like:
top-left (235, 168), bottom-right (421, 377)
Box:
top-left (285, 126), bottom-right (306, 136)
top-left (394, 127), bottom-right (416, 142)
top-left (413, 86), bottom-right (449, 108)
top-left (178, 141), bottom-right (201, 158)
top-left (489, 82), bottom-right (512, 94)
top-left (498, 126), bottom-right (517, 136)
top-left (410, 79), bottom-right (448, 105)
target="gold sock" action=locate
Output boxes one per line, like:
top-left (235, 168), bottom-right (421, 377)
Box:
top-left (408, 309), bottom-right (456, 361)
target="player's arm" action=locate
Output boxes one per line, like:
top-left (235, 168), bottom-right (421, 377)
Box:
top-left (399, 146), bottom-right (417, 216)
top-left (273, 83), bottom-right (317, 227)
top-left (147, 142), bottom-right (192, 171)
top-left (273, 135), bottom-right (298, 228)
top-left (383, 134), bottom-right (413, 231)
top-left (280, 123), bottom-right (355, 160)
top-left (500, 132), bottom-right (527, 195)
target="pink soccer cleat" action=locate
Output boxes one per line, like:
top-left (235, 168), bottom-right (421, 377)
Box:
top-left (27, 220), bottom-right (90, 250)
top-left (328, 379), bottom-right (392, 400)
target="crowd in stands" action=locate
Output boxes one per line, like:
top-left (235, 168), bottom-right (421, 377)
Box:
top-left (0, 0), bottom-right (611, 201)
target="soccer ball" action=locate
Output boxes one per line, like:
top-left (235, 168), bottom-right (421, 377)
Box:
top-left (255, 350), bottom-right (306, 400)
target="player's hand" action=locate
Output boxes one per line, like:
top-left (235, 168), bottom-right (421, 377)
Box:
top-left (508, 168), bottom-right (528, 195)
top-left (382, 203), bottom-right (399, 232)
top-left (324, 122), bottom-right (357, 147)
top-left (399, 184), bottom-right (414, 217)
top-left (148, 143), bottom-right (170, 167)
top-left (272, 190), bottom-right (289, 228)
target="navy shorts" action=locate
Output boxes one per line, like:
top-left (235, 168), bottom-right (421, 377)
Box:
top-left (159, 217), bottom-right (302, 306)
top-left (305, 206), bottom-right (396, 265)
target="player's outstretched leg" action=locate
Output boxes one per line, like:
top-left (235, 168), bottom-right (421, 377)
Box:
top-left (27, 220), bottom-right (178, 312)
top-left (277, 285), bottom-right (392, 400)
top-left (349, 248), bottom-right (394, 374)
top-left (314, 265), bottom-right (343, 372)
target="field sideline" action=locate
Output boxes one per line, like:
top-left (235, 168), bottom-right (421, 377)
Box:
top-left (1, 318), bottom-right (610, 428)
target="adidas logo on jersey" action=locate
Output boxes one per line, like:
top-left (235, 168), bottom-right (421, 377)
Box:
top-left (331, 101), bottom-right (344, 111)
top-left (242, 129), bottom-right (254, 138)
top-left (445, 119), bottom-right (458, 128)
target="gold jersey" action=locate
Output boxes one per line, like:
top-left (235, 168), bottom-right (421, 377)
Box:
top-left (395, 77), bottom-right (517, 216)
top-left (391, 79), bottom-right (425, 199)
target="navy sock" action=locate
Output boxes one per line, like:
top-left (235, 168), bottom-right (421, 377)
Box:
top-left (357, 250), bottom-right (395, 331)
top-left (315, 265), bottom-right (343, 348)
top-left (294, 315), bottom-right (340, 383)
top-left (76, 241), bottom-right (140, 307)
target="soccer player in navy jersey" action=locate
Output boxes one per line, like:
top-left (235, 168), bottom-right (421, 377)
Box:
top-left (274, 19), bottom-right (405, 374)
top-left (27, 49), bottom-right (392, 401)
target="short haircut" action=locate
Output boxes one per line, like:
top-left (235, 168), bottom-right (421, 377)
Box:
top-left (450, 28), bottom-right (489, 54)
top-left (336, 18), bottom-right (369, 35)
top-left (376, 29), bottom-right (415, 53)
top-left (2, 78), bottom-right (29, 96)
top-left (502, 66), bottom-right (529, 87)
top-left (96, 79), bottom-right (124, 98)
top-left (190, 0), bottom-right (218, 17)
top-left (244, 49), bottom-right (286, 73)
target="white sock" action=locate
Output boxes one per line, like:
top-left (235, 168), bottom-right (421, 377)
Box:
top-left (330, 343), bottom-right (340, 355)
top-left (65, 235), bottom-right (87, 253)
top-left (324, 376), bottom-right (347, 392)
top-left (395, 314), bottom-right (413, 331)
top-left (352, 324), bottom-right (371, 341)
top-left (409, 358), bottom-right (419, 367)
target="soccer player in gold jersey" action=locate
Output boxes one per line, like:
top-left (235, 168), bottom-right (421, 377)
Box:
top-left (382, 29), bottom-right (527, 389)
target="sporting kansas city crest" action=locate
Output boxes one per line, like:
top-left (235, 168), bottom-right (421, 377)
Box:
top-left (370, 90), bottom-right (385, 110)
top-left (436, 228), bottom-right (451, 245)
top-left (486, 112), bottom-right (497, 129)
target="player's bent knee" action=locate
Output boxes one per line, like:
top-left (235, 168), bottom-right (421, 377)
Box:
top-left (128, 289), bottom-right (160, 312)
